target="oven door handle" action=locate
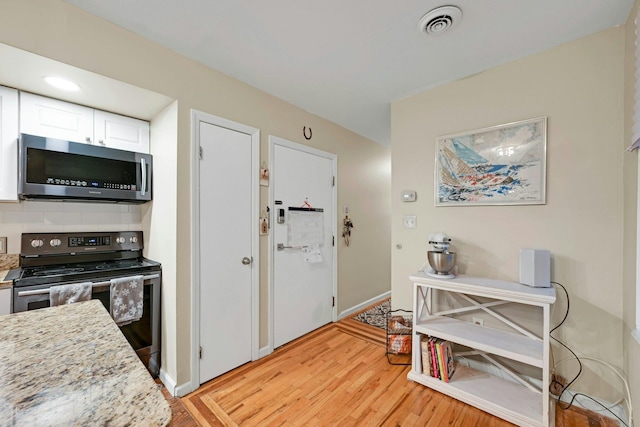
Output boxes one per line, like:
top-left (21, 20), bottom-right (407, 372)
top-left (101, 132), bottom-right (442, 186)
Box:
top-left (16, 273), bottom-right (160, 297)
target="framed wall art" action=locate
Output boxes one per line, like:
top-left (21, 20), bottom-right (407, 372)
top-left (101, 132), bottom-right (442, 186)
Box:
top-left (434, 117), bottom-right (547, 206)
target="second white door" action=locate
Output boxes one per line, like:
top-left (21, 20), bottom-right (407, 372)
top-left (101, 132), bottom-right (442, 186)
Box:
top-left (198, 119), bottom-right (256, 383)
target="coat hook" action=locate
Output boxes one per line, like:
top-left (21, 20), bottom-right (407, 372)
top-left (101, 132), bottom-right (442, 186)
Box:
top-left (303, 126), bottom-right (312, 140)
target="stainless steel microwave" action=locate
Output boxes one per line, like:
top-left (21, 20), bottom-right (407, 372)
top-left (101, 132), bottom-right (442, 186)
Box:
top-left (19, 133), bottom-right (152, 203)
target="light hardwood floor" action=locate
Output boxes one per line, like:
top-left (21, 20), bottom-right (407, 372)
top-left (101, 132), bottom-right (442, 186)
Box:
top-left (177, 316), bottom-right (620, 426)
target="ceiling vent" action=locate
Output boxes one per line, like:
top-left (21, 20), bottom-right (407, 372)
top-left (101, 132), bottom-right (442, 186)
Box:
top-left (417, 5), bottom-right (462, 35)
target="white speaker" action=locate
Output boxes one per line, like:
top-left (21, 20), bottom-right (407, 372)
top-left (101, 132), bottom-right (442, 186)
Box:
top-left (519, 249), bottom-right (550, 288)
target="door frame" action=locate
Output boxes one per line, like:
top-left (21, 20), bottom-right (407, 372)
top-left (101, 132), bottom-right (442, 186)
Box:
top-left (190, 110), bottom-right (260, 390)
top-left (268, 135), bottom-right (338, 352)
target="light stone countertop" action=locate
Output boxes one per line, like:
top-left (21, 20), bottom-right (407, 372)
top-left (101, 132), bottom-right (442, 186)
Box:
top-left (0, 270), bottom-right (11, 289)
top-left (0, 254), bottom-right (18, 289)
top-left (0, 300), bottom-right (171, 426)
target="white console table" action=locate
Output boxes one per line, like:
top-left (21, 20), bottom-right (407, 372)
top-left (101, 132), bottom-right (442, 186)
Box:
top-left (408, 271), bottom-right (556, 427)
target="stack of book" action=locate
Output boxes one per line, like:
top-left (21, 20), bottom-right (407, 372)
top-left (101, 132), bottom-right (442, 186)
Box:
top-left (420, 335), bottom-right (456, 382)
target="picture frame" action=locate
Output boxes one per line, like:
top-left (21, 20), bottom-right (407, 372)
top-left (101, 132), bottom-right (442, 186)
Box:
top-left (434, 117), bottom-right (547, 206)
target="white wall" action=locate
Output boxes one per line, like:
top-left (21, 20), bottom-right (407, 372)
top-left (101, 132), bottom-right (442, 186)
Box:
top-left (0, 0), bottom-right (391, 390)
top-left (392, 28), bottom-right (625, 402)
top-left (623, 0), bottom-right (640, 416)
top-left (143, 100), bottom-right (179, 387)
top-left (0, 201), bottom-right (143, 253)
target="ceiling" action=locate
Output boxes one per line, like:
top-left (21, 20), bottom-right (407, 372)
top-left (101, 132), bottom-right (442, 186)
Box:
top-left (0, 44), bottom-right (172, 121)
top-left (63, 0), bottom-right (633, 146)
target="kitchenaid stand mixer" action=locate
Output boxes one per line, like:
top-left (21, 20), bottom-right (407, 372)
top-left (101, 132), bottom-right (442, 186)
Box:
top-left (425, 232), bottom-right (457, 279)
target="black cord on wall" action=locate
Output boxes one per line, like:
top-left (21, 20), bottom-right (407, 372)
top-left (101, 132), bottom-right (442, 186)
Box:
top-left (550, 281), bottom-right (628, 427)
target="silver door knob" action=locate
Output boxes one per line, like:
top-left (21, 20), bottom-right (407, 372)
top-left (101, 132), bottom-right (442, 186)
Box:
top-left (242, 257), bottom-right (252, 265)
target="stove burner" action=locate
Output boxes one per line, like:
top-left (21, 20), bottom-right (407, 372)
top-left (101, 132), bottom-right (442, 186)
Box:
top-left (31, 267), bottom-right (85, 276)
top-left (95, 260), bottom-right (141, 270)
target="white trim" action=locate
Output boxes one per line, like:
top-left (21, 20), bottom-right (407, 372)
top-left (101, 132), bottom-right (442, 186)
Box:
top-left (268, 135), bottom-right (338, 351)
top-left (159, 369), bottom-right (197, 398)
top-left (338, 291), bottom-right (391, 320)
top-left (259, 345), bottom-right (272, 359)
top-left (632, 328), bottom-right (640, 345)
top-left (158, 369), bottom-right (177, 397)
top-left (174, 381), bottom-right (197, 399)
top-left (634, 5), bottom-right (640, 350)
top-left (190, 110), bottom-right (260, 393)
top-left (637, 152), bottom-right (640, 333)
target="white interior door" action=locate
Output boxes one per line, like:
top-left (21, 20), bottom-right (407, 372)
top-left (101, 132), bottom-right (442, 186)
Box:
top-left (271, 136), bottom-right (336, 348)
top-left (198, 120), bottom-right (255, 383)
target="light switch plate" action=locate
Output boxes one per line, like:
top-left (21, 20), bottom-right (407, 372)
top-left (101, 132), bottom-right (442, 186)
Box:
top-left (0, 237), bottom-right (6, 254)
top-left (403, 215), bottom-right (417, 229)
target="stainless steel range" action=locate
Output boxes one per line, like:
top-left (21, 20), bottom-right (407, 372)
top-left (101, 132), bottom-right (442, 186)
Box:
top-left (10, 231), bottom-right (161, 377)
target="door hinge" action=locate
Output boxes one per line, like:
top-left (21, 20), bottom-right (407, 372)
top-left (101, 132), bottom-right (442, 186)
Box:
top-left (332, 296), bottom-right (335, 307)
top-left (199, 346), bottom-right (203, 359)
top-left (332, 235), bottom-right (335, 246)
top-left (199, 146), bottom-right (203, 160)
top-left (332, 176), bottom-right (335, 187)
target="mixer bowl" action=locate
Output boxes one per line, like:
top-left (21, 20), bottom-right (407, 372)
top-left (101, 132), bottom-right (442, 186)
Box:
top-left (427, 251), bottom-right (457, 275)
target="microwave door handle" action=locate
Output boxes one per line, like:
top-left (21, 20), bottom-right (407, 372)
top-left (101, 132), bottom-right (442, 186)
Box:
top-left (140, 158), bottom-right (147, 196)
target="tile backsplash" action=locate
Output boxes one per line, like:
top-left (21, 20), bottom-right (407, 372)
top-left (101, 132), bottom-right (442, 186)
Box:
top-left (0, 201), bottom-right (143, 254)
top-left (0, 254), bottom-right (18, 270)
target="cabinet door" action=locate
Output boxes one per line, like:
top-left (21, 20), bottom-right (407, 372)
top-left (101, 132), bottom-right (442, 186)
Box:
top-left (0, 86), bottom-right (19, 201)
top-left (0, 287), bottom-right (11, 316)
top-left (20, 92), bottom-right (94, 144)
top-left (94, 110), bottom-right (150, 153)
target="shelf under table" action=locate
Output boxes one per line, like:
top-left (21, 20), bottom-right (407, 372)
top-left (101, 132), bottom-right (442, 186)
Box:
top-left (415, 317), bottom-right (544, 367)
top-left (408, 365), bottom-right (547, 427)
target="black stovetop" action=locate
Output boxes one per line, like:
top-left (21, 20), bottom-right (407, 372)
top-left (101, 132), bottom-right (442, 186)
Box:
top-left (11, 257), bottom-right (161, 287)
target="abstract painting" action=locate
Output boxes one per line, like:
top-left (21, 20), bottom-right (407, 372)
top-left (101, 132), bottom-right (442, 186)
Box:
top-left (435, 117), bottom-right (547, 206)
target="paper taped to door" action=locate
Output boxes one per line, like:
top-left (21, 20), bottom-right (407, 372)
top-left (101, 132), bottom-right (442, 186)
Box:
top-left (287, 209), bottom-right (324, 247)
top-left (302, 243), bottom-right (323, 263)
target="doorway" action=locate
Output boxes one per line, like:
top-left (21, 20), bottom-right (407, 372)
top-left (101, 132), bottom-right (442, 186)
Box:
top-left (191, 111), bottom-right (259, 385)
top-left (269, 136), bottom-right (337, 349)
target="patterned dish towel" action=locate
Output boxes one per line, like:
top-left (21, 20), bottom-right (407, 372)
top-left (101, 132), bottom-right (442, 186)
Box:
top-left (49, 282), bottom-right (92, 306)
top-left (110, 275), bottom-right (144, 326)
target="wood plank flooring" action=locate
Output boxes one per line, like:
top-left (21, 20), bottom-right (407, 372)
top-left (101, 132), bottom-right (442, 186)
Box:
top-left (179, 316), bottom-right (620, 426)
top-left (174, 319), bottom-right (616, 427)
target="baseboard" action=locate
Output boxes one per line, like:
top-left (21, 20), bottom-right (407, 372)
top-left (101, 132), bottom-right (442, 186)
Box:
top-left (159, 369), bottom-right (198, 398)
top-left (555, 389), bottom-right (627, 425)
top-left (338, 291), bottom-right (391, 320)
top-left (259, 345), bottom-right (272, 359)
top-left (175, 380), bottom-right (198, 398)
top-left (158, 369), bottom-right (177, 396)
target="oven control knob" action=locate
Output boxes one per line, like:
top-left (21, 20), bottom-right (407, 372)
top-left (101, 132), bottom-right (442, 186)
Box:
top-left (129, 236), bottom-right (138, 243)
top-left (49, 239), bottom-right (62, 247)
top-left (116, 237), bottom-right (125, 244)
top-left (31, 239), bottom-right (44, 248)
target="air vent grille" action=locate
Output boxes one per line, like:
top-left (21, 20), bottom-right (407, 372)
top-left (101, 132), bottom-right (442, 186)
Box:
top-left (418, 6), bottom-right (462, 35)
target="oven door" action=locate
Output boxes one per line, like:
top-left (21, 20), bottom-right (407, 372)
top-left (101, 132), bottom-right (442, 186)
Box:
top-left (13, 273), bottom-right (161, 376)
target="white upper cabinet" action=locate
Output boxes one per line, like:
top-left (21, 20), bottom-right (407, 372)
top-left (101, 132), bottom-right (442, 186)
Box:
top-left (94, 110), bottom-right (150, 153)
top-left (0, 86), bottom-right (19, 201)
top-left (20, 92), bottom-right (94, 144)
top-left (19, 92), bottom-right (150, 153)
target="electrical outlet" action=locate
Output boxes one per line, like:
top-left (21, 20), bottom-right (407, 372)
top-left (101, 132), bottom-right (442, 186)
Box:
top-left (403, 215), bottom-right (417, 229)
top-left (0, 237), bottom-right (6, 254)
top-left (550, 373), bottom-right (567, 395)
top-left (472, 317), bottom-right (484, 326)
